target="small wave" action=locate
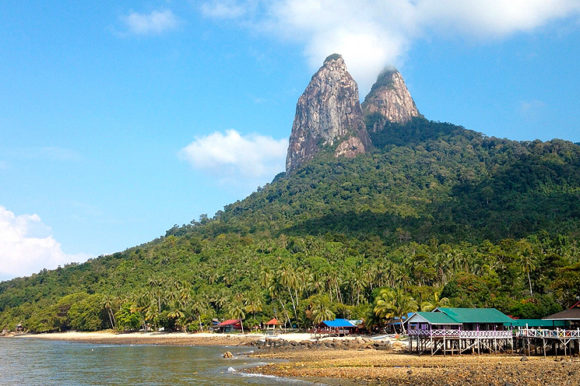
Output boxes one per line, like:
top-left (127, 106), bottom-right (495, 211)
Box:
top-left (239, 370), bottom-right (314, 384)
top-left (239, 372), bottom-right (279, 379)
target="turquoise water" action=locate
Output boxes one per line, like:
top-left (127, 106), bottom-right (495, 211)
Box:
top-left (0, 338), bottom-right (305, 385)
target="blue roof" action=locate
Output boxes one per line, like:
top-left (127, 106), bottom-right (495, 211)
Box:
top-left (391, 312), bottom-right (415, 325)
top-left (322, 319), bottom-right (355, 328)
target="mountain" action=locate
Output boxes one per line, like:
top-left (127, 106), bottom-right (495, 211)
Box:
top-left (286, 54), bottom-right (372, 172)
top-left (362, 69), bottom-right (420, 131)
top-left (1, 56), bottom-right (579, 334)
top-left (286, 57), bottom-right (420, 171)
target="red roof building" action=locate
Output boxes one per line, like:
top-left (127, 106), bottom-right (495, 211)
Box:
top-left (215, 319), bottom-right (242, 332)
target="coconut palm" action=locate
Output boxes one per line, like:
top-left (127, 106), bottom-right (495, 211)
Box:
top-left (374, 288), bottom-right (418, 334)
top-left (244, 292), bottom-right (263, 320)
top-left (420, 289), bottom-right (450, 311)
top-left (102, 294), bottom-right (117, 329)
top-left (227, 295), bottom-right (246, 334)
top-left (308, 295), bottom-right (335, 326)
top-left (278, 264), bottom-right (299, 323)
top-left (517, 239), bottom-right (537, 297)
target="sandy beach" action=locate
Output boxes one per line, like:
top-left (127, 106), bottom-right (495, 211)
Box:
top-left (10, 331), bottom-right (267, 346)
top-left (9, 330), bottom-right (374, 346)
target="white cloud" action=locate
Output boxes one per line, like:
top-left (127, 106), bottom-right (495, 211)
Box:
top-left (0, 206), bottom-right (88, 279)
top-left (199, 0), bottom-right (580, 93)
top-left (519, 99), bottom-right (546, 121)
top-left (200, 0), bottom-right (250, 19)
top-left (416, 0), bottom-right (580, 38)
top-left (179, 129), bottom-right (287, 181)
top-left (122, 9), bottom-right (179, 36)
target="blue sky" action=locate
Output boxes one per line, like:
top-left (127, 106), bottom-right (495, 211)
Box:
top-left (0, 1), bottom-right (579, 280)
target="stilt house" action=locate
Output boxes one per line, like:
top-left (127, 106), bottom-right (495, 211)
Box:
top-left (406, 307), bottom-right (513, 355)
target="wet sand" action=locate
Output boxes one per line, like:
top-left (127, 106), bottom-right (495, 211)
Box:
top-left (248, 350), bottom-right (580, 385)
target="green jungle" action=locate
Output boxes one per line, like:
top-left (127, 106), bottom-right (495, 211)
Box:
top-left (1, 118), bottom-right (579, 333)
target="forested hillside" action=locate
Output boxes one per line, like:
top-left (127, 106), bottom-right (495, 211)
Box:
top-left (1, 118), bottom-right (579, 333)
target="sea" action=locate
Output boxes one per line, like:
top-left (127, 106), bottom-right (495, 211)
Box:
top-left (0, 338), bottom-right (311, 385)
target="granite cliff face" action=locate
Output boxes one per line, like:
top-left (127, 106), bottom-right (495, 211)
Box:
top-left (362, 69), bottom-right (419, 131)
top-left (285, 54), bottom-right (372, 172)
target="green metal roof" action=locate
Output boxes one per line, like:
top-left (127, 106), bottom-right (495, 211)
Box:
top-left (410, 311), bottom-right (461, 325)
top-left (436, 308), bottom-right (513, 323)
top-left (504, 319), bottom-right (568, 328)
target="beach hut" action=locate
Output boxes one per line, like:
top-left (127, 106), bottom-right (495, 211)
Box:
top-left (543, 301), bottom-right (580, 328)
top-left (319, 319), bottom-right (356, 336)
top-left (215, 319), bottom-right (242, 333)
top-left (264, 318), bottom-right (281, 334)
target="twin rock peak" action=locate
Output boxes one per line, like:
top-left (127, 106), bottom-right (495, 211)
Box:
top-left (286, 54), bottom-right (419, 172)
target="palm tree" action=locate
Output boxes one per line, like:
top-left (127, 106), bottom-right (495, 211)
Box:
top-left (517, 239), bottom-right (536, 297)
top-left (420, 289), bottom-right (450, 311)
top-left (102, 294), bottom-right (117, 329)
top-left (188, 295), bottom-right (210, 331)
top-left (244, 292), bottom-right (264, 322)
top-left (308, 295), bottom-right (335, 326)
top-left (374, 288), bottom-right (418, 334)
top-left (348, 268), bottom-right (368, 305)
top-left (227, 295), bottom-right (246, 334)
top-left (374, 288), bottom-right (396, 321)
top-left (279, 265), bottom-right (299, 323)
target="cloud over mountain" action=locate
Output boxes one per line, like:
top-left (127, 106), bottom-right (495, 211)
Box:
top-left (199, 0), bottom-right (580, 92)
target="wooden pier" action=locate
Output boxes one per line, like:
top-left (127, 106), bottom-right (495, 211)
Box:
top-left (408, 329), bottom-right (513, 355)
top-left (515, 327), bottom-right (580, 358)
top-left (408, 327), bottom-right (580, 357)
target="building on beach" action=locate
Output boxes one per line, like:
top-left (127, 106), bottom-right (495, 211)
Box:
top-left (406, 307), bottom-right (514, 355)
top-left (264, 318), bottom-right (281, 334)
top-left (316, 319), bottom-right (357, 336)
top-left (542, 301), bottom-right (580, 328)
top-left (406, 306), bottom-right (580, 356)
top-left (215, 319), bottom-right (242, 333)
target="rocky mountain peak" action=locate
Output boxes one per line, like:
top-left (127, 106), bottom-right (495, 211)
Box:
top-left (362, 69), bottom-right (419, 130)
top-left (286, 54), bottom-right (371, 172)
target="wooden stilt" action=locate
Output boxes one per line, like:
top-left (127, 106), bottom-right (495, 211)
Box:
top-left (543, 338), bottom-right (546, 359)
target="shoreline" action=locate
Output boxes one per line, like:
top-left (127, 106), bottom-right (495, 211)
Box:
top-left (7, 331), bottom-right (580, 384)
top-left (7, 331), bottom-right (266, 346)
top-left (5, 330), bottom-right (395, 347)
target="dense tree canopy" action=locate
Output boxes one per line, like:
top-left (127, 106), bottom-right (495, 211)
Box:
top-left (1, 119), bottom-right (579, 333)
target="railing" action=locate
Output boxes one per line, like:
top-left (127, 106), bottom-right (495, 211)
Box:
top-left (516, 328), bottom-right (580, 339)
top-left (408, 329), bottom-right (512, 338)
top-left (409, 328), bottom-right (580, 339)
